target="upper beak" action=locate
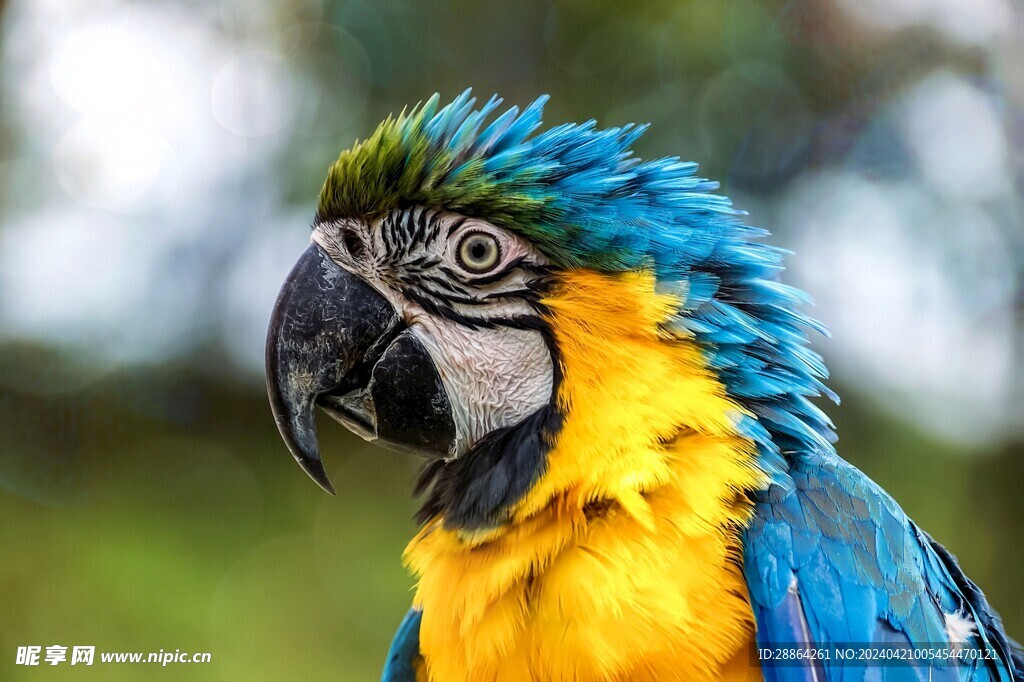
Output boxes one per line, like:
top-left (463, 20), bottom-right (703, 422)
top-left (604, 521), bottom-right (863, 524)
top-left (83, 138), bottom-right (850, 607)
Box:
top-left (265, 244), bottom-right (403, 494)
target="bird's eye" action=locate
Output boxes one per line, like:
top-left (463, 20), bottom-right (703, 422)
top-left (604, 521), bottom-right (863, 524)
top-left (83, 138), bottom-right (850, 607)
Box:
top-left (456, 231), bottom-right (501, 273)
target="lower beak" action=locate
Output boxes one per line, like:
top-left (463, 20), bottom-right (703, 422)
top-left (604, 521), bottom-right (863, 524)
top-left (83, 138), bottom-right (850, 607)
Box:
top-left (266, 244), bottom-right (455, 494)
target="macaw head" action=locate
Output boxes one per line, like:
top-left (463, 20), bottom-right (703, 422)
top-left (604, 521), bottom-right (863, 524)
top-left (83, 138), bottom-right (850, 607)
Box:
top-left (267, 91), bottom-right (835, 530)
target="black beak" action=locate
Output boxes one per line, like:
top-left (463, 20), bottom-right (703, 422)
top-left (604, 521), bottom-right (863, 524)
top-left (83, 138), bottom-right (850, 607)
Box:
top-left (266, 244), bottom-right (456, 494)
top-left (266, 245), bottom-right (402, 494)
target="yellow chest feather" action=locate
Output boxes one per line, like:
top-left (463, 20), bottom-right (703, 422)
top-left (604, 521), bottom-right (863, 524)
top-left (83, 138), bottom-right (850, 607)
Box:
top-left (404, 270), bottom-right (766, 682)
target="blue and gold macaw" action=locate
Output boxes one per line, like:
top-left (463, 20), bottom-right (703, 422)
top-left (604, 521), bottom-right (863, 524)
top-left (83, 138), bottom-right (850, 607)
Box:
top-left (265, 91), bottom-right (1022, 681)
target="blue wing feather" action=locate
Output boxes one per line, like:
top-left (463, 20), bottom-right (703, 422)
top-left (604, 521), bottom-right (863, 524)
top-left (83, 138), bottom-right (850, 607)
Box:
top-left (744, 450), bottom-right (1022, 681)
top-left (381, 608), bottom-right (423, 682)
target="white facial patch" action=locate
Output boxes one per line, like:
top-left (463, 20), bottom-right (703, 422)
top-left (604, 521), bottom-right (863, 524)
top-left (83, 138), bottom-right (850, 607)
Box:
top-left (409, 314), bottom-right (553, 457)
top-left (312, 208), bottom-right (556, 458)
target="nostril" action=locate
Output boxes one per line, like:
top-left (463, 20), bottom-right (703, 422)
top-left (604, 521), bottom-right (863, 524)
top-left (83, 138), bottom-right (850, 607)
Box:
top-left (343, 230), bottom-right (366, 261)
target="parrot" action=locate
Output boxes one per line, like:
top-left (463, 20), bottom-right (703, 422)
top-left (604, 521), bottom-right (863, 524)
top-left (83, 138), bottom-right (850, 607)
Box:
top-left (264, 90), bottom-right (1023, 682)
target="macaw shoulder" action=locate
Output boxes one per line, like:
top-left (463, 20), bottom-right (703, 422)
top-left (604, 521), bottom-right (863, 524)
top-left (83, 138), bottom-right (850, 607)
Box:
top-left (743, 451), bottom-right (1023, 681)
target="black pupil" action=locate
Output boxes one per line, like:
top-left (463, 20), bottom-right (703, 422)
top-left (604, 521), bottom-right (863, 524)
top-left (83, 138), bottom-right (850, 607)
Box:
top-left (470, 240), bottom-right (488, 260)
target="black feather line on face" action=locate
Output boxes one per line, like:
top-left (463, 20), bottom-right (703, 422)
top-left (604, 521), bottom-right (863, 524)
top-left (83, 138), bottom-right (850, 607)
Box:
top-left (445, 216), bottom-right (468, 239)
top-left (417, 273), bottom-right (476, 297)
top-left (415, 315), bottom-right (565, 530)
top-left (401, 285), bottom-right (552, 331)
top-left (411, 206), bottom-right (429, 245)
top-left (417, 286), bottom-right (491, 307)
top-left (381, 211), bottom-right (398, 255)
top-left (462, 257), bottom-right (554, 286)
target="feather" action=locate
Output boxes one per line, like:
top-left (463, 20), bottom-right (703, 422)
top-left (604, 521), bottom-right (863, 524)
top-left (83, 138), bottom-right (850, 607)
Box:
top-left (382, 608), bottom-right (424, 682)
top-left (745, 454), bottom-right (1022, 681)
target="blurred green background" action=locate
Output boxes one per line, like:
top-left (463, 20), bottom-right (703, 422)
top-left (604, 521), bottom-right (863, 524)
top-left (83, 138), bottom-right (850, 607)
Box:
top-left (1, 0), bottom-right (1022, 679)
